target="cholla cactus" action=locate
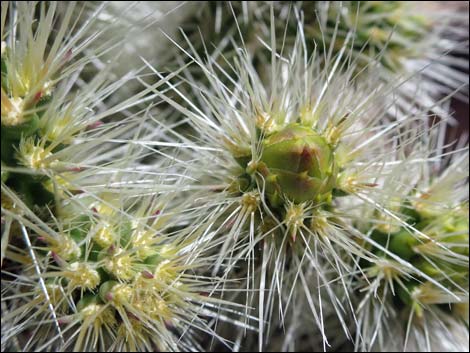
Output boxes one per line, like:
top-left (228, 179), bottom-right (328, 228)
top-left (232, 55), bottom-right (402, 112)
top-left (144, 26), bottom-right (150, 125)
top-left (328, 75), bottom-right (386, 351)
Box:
top-left (353, 120), bottom-right (469, 351)
top-left (1, 1), bottom-right (468, 353)
top-left (148, 9), bottom-right (468, 350)
top-left (1, 2), bottom-right (237, 351)
top-left (2, 190), bottom-right (234, 351)
top-left (303, 1), bottom-right (469, 119)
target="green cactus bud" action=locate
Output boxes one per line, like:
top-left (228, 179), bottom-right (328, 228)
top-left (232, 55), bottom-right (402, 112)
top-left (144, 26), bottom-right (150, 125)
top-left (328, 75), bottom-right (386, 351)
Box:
top-left (144, 253), bottom-right (162, 267)
top-left (399, 201), bottom-right (422, 225)
top-left (99, 280), bottom-right (118, 302)
top-left (413, 258), bottom-right (442, 278)
top-left (1, 162), bottom-right (9, 182)
top-left (1, 112), bottom-right (39, 140)
top-left (70, 216), bottom-right (92, 243)
top-left (418, 211), bottom-right (469, 256)
top-left (259, 123), bottom-right (336, 205)
top-left (9, 175), bottom-right (54, 208)
top-left (118, 220), bottom-right (134, 248)
top-left (76, 294), bottom-right (101, 312)
top-left (388, 229), bottom-right (419, 261)
top-left (396, 280), bottom-right (417, 307)
top-left (441, 214), bottom-right (469, 256)
top-left (413, 258), bottom-right (467, 287)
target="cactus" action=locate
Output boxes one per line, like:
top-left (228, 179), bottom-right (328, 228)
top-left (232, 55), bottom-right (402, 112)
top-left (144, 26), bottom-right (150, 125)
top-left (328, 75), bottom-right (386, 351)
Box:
top-left (1, 1), bottom-right (468, 352)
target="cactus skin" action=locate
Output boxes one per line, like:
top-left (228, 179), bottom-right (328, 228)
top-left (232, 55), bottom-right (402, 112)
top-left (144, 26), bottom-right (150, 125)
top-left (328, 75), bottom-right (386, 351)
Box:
top-left (369, 204), bottom-right (468, 311)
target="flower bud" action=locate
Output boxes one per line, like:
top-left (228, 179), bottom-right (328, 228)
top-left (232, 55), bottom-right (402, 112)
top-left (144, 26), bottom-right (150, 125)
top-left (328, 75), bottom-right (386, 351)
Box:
top-left (260, 123), bottom-right (336, 205)
top-left (388, 229), bottom-right (419, 261)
